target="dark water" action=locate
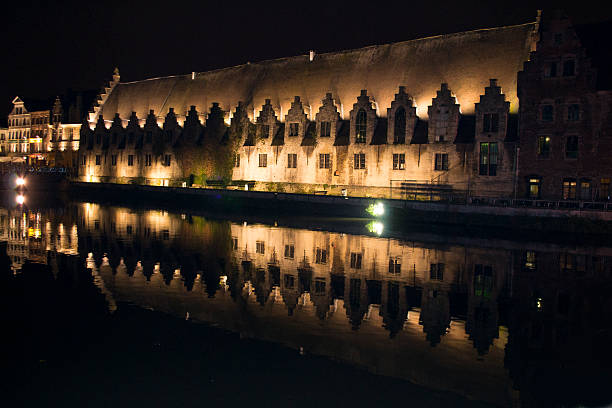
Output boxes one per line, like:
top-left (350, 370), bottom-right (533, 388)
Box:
top-left (1, 192), bottom-right (611, 408)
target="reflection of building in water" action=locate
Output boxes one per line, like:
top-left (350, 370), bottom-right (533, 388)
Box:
top-left (0, 208), bottom-right (78, 272)
top-left (76, 202), bottom-right (612, 407)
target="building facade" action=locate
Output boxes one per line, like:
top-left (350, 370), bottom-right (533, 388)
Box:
top-left (518, 11), bottom-right (612, 201)
top-left (72, 11), bottom-right (612, 201)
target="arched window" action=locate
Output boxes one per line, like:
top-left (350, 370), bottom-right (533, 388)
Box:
top-left (394, 107), bottom-right (406, 144)
top-left (356, 109), bottom-right (367, 143)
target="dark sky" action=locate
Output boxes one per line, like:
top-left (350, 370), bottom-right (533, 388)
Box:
top-left (1, 1), bottom-right (611, 123)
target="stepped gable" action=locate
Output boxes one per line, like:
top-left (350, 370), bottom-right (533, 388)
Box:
top-left (98, 23), bottom-right (536, 123)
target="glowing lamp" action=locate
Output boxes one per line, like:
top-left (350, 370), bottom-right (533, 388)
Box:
top-left (16, 177), bottom-right (26, 187)
top-left (16, 194), bottom-right (25, 205)
top-left (366, 202), bottom-right (385, 217)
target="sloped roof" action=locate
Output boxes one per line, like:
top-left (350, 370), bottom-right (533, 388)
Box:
top-left (98, 22), bottom-right (536, 123)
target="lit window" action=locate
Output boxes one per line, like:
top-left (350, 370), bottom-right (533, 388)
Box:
top-left (580, 180), bottom-right (591, 201)
top-left (354, 153), bottom-right (365, 169)
top-left (537, 136), bottom-right (551, 158)
top-left (525, 251), bottom-right (537, 270)
top-left (287, 153), bottom-right (297, 168)
top-left (319, 153), bottom-right (330, 169)
top-left (528, 177), bottom-right (541, 199)
top-left (562, 178), bottom-right (577, 200)
top-left (392, 153), bottom-right (405, 170)
top-left (355, 109), bottom-right (367, 143)
top-left (434, 153), bottom-right (448, 170)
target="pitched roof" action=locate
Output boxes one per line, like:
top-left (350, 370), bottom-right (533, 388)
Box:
top-left (98, 23), bottom-right (536, 123)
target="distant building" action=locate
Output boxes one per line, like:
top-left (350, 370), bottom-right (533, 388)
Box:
top-left (517, 11), bottom-right (612, 201)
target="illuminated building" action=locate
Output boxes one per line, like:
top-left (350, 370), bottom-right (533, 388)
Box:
top-left (77, 19), bottom-right (539, 196)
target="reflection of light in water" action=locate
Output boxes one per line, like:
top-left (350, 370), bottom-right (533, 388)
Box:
top-left (16, 194), bottom-right (25, 205)
top-left (366, 202), bottom-right (385, 217)
top-left (366, 221), bottom-right (384, 236)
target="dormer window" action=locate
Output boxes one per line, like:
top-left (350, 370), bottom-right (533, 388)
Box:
top-left (483, 113), bottom-right (499, 133)
top-left (355, 109), bottom-right (367, 143)
top-left (320, 121), bottom-right (331, 137)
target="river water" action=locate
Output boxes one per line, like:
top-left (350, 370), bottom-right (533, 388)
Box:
top-left (1, 191), bottom-right (611, 407)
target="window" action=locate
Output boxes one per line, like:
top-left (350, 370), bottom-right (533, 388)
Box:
top-left (580, 180), bottom-right (591, 201)
top-left (96, 134), bottom-right (101, 144)
top-left (537, 136), bottom-right (551, 158)
top-left (111, 155), bottom-right (117, 166)
top-left (545, 62), bottom-right (558, 78)
top-left (319, 153), bottom-right (331, 169)
top-left (601, 178), bottom-right (610, 201)
top-left (128, 132), bottom-right (134, 145)
top-left (392, 153), bottom-right (405, 170)
top-left (541, 105), bottom-right (554, 122)
top-left (528, 177), bottom-right (541, 199)
top-left (393, 107), bottom-right (406, 144)
top-left (80, 155), bottom-right (86, 166)
top-left (479, 142), bottom-right (498, 176)
top-left (145, 131), bottom-right (152, 144)
top-left (144, 154), bottom-right (152, 166)
top-left (314, 279), bottom-right (326, 294)
top-left (567, 104), bottom-right (580, 121)
top-left (355, 109), bottom-right (367, 143)
top-left (260, 124), bottom-right (269, 139)
top-left (284, 274), bottom-right (295, 289)
top-left (126, 225), bottom-right (133, 235)
top-left (565, 136), bottom-right (578, 159)
top-left (232, 237), bottom-right (238, 250)
top-left (111, 133), bottom-right (117, 144)
top-left (256, 241), bottom-right (265, 254)
top-left (563, 178), bottom-right (577, 200)
top-left (287, 153), bottom-right (297, 168)
top-left (354, 153), bottom-right (366, 169)
top-left (128, 155), bottom-right (134, 166)
top-left (388, 257), bottom-right (401, 274)
top-left (320, 121), bottom-right (331, 137)
top-left (95, 155), bottom-right (101, 165)
top-left (289, 123), bottom-right (299, 137)
top-left (164, 130), bottom-right (173, 142)
top-left (525, 251), bottom-right (537, 270)
top-left (258, 154), bottom-right (267, 167)
top-left (315, 248), bottom-right (327, 264)
top-left (434, 153), bottom-right (448, 170)
top-left (284, 244), bottom-right (294, 259)
top-left (234, 154), bottom-right (240, 167)
top-left (163, 154), bottom-right (171, 166)
top-left (483, 113), bottom-right (499, 132)
top-left (350, 252), bottom-right (362, 269)
top-left (430, 263), bottom-right (444, 280)
top-left (563, 60), bottom-right (575, 76)
top-left (473, 265), bottom-right (493, 297)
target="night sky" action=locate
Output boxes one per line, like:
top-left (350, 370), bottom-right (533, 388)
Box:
top-left (2, 1), bottom-right (611, 124)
